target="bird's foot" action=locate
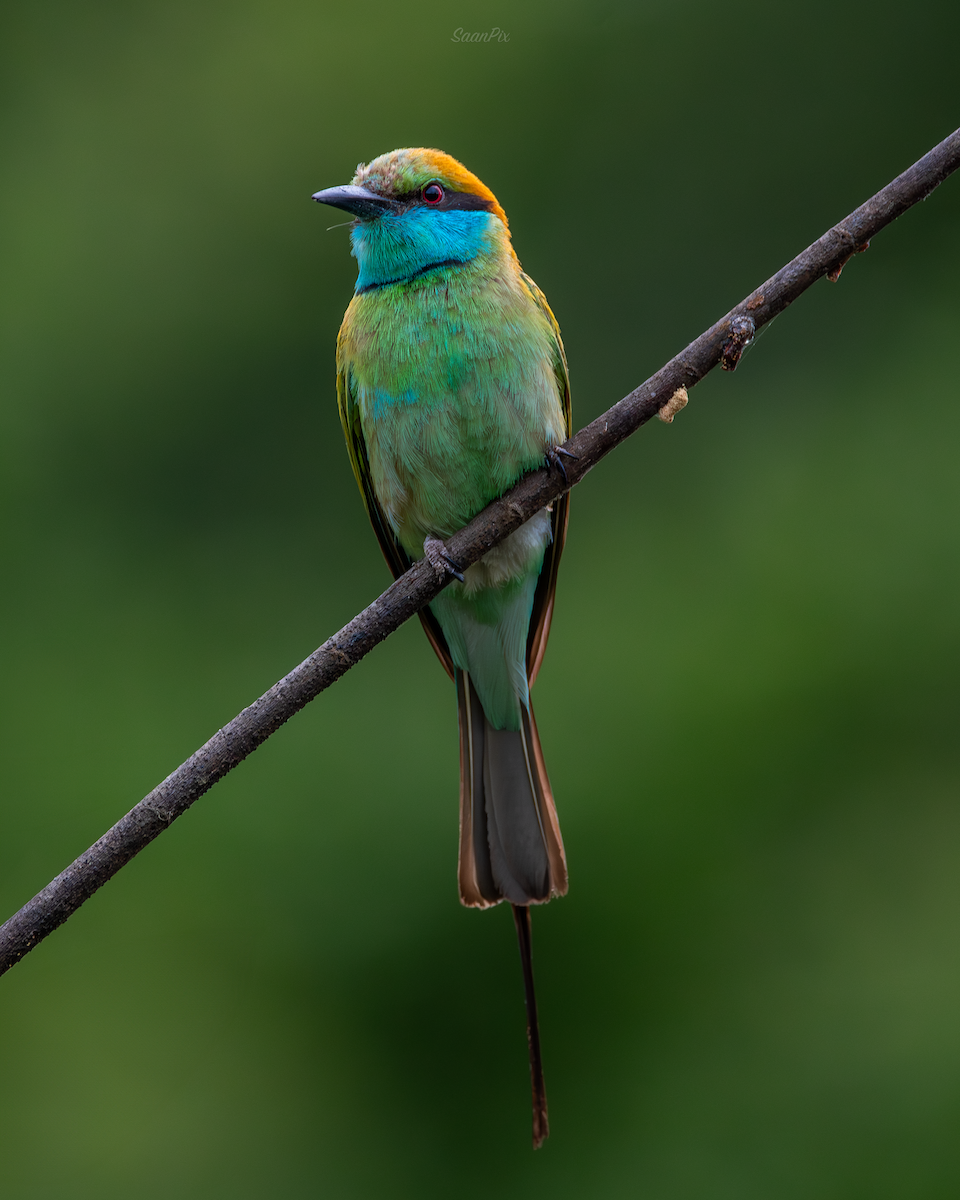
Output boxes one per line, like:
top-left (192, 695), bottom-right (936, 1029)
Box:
top-left (544, 444), bottom-right (578, 485)
top-left (423, 537), bottom-right (464, 582)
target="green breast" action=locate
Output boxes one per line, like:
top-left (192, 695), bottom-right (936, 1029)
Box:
top-left (338, 259), bottom-right (566, 559)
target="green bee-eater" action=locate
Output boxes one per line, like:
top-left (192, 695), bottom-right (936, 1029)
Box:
top-left (313, 148), bottom-right (570, 1146)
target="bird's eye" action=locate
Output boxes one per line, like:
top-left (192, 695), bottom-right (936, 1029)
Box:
top-left (422, 183), bottom-right (444, 205)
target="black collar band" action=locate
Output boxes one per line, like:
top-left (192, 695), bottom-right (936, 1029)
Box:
top-left (356, 257), bottom-right (466, 294)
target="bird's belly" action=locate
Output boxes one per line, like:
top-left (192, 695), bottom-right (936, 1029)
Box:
top-left (360, 384), bottom-right (557, 565)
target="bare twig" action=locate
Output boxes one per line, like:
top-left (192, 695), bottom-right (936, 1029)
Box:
top-left (2, 127), bottom-right (958, 977)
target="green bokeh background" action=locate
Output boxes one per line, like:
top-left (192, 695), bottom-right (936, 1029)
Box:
top-left (2, 1), bottom-right (959, 1195)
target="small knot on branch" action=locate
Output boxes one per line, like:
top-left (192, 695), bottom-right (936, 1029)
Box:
top-left (827, 237), bottom-right (870, 282)
top-left (720, 315), bottom-right (756, 371)
top-left (329, 644), bottom-right (352, 669)
top-left (657, 386), bottom-right (689, 424)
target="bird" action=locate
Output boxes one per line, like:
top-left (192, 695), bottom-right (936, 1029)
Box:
top-left (312, 148), bottom-right (570, 1147)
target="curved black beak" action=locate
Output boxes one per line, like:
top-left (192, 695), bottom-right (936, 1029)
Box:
top-left (311, 185), bottom-right (399, 218)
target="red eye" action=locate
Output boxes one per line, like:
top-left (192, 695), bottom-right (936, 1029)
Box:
top-left (422, 183), bottom-right (444, 205)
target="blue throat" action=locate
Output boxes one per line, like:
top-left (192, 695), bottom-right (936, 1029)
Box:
top-left (350, 209), bottom-right (497, 292)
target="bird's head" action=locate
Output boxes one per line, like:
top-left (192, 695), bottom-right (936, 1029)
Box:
top-left (312, 148), bottom-right (514, 292)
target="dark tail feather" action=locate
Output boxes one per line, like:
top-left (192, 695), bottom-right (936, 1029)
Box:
top-left (456, 669), bottom-right (567, 908)
top-left (512, 904), bottom-right (549, 1148)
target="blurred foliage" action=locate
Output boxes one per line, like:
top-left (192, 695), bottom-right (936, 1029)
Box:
top-left (2, 0), bottom-right (960, 1196)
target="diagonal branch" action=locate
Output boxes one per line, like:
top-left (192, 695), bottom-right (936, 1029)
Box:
top-left (2, 127), bottom-right (958, 977)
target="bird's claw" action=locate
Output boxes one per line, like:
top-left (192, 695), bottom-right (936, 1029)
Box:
top-left (545, 445), bottom-right (578, 485)
top-left (424, 537), bottom-right (464, 582)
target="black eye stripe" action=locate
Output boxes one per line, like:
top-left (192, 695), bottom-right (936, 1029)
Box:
top-left (391, 187), bottom-right (494, 213)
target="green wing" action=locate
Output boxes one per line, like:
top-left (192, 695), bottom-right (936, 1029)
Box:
top-left (337, 345), bottom-right (456, 678)
top-left (520, 273), bottom-right (572, 686)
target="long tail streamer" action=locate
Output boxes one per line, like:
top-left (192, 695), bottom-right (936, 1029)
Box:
top-left (512, 904), bottom-right (549, 1147)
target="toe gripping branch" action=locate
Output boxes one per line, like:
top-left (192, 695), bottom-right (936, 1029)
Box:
top-left (423, 536), bottom-right (464, 582)
top-left (545, 445), bottom-right (578, 486)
